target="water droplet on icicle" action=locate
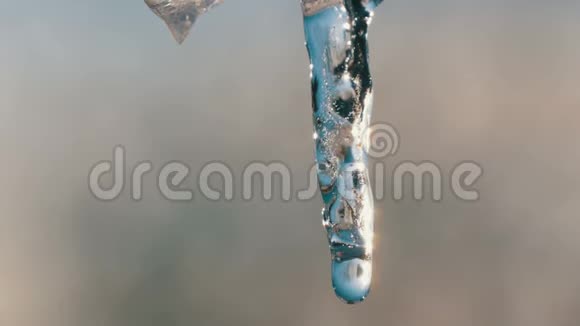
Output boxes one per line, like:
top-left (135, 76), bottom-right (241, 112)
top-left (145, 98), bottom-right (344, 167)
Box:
top-left (145, 0), bottom-right (223, 44)
top-left (332, 258), bottom-right (372, 304)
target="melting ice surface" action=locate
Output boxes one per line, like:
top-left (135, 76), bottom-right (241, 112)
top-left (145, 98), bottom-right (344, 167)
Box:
top-left (302, 0), bottom-right (382, 304)
top-left (145, 0), bottom-right (223, 44)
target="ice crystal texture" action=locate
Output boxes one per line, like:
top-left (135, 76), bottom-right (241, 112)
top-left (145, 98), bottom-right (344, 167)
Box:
top-left (302, 0), bottom-right (381, 304)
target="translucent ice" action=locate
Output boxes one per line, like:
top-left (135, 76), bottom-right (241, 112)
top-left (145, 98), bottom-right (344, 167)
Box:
top-left (302, 0), bottom-right (381, 304)
top-left (145, 0), bottom-right (223, 44)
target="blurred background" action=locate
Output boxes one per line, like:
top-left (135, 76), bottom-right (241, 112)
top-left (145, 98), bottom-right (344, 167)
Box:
top-left (1, 0), bottom-right (580, 325)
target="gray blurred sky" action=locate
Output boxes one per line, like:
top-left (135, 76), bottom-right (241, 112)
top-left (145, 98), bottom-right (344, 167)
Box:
top-left (1, 1), bottom-right (580, 326)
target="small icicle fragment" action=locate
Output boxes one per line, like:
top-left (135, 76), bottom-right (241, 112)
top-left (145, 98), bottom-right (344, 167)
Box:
top-left (145, 0), bottom-right (223, 44)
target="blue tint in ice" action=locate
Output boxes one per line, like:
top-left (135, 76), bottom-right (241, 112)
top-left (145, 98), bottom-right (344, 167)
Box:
top-left (302, 0), bottom-right (381, 304)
